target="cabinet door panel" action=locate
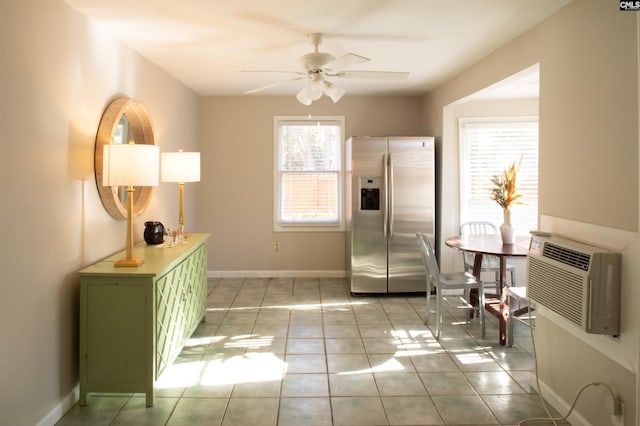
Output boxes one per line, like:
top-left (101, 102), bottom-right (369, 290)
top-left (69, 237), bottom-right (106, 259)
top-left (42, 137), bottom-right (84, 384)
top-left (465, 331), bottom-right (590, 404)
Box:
top-left (182, 244), bottom-right (208, 337)
top-left (156, 269), bottom-right (186, 376)
top-left (86, 282), bottom-right (149, 385)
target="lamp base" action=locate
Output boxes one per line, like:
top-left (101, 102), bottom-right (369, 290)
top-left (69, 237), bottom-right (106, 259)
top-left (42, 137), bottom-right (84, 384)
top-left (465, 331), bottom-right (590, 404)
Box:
top-left (114, 257), bottom-right (144, 267)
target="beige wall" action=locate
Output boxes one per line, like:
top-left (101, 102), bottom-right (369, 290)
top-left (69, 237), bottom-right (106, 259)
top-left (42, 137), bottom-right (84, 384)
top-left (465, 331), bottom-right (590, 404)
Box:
top-left (0, 2), bottom-right (199, 425)
top-left (423, 0), bottom-right (638, 424)
top-left (198, 95), bottom-right (424, 275)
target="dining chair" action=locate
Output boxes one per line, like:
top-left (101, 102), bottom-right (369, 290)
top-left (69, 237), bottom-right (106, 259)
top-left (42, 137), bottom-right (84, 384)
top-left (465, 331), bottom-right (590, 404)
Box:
top-left (506, 286), bottom-right (535, 346)
top-left (460, 221), bottom-right (517, 292)
top-left (416, 233), bottom-right (485, 340)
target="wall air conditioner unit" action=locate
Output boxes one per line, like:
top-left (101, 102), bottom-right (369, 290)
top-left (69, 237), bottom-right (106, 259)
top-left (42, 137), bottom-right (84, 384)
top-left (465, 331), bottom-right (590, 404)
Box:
top-left (526, 234), bottom-right (621, 335)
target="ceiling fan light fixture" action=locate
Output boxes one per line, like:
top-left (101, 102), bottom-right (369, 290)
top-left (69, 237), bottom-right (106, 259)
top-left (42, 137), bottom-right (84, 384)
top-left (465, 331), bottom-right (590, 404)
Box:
top-left (308, 80), bottom-right (323, 101)
top-left (322, 80), bottom-right (346, 103)
top-left (296, 80), bottom-right (323, 105)
top-left (296, 89), bottom-right (312, 105)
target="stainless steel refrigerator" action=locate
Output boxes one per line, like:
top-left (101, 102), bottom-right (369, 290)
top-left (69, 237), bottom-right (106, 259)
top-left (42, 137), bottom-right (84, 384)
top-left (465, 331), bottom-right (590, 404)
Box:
top-left (346, 136), bottom-right (435, 293)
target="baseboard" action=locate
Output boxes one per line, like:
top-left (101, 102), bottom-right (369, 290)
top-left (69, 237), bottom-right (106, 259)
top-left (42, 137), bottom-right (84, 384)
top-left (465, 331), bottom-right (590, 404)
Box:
top-left (534, 378), bottom-right (591, 426)
top-left (36, 385), bottom-right (79, 426)
top-left (208, 270), bottom-right (346, 278)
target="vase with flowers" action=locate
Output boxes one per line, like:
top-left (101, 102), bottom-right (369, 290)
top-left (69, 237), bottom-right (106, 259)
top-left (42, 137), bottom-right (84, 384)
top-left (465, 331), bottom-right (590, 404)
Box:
top-left (490, 157), bottom-right (524, 245)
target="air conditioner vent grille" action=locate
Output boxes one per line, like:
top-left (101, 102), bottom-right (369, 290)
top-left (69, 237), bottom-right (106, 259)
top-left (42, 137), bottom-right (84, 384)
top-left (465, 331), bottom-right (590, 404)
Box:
top-left (542, 242), bottom-right (591, 271)
top-left (528, 257), bottom-right (583, 327)
top-left (527, 235), bottom-right (621, 335)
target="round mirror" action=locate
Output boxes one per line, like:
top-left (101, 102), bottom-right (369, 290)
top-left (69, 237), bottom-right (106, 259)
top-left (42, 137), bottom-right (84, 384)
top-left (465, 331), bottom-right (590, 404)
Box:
top-left (95, 97), bottom-right (155, 219)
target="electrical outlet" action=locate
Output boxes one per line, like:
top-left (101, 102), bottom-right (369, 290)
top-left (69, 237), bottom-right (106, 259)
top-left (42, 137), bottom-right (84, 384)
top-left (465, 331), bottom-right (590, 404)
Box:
top-left (274, 241), bottom-right (280, 251)
top-left (612, 399), bottom-right (624, 426)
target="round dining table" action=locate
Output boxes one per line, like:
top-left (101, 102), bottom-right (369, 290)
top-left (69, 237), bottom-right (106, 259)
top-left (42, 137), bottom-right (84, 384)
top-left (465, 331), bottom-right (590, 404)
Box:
top-left (444, 234), bottom-right (531, 345)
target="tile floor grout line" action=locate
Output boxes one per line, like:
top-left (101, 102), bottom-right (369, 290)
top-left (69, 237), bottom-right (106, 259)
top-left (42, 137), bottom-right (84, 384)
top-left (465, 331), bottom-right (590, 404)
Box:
top-left (318, 278), bottom-right (336, 426)
top-left (272, 276), bottom-right (292, 426)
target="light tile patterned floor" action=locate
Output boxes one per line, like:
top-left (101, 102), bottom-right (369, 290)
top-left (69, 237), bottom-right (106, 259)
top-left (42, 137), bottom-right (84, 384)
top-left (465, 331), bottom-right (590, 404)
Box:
top-left (57, 277), bottom-right (569, 425)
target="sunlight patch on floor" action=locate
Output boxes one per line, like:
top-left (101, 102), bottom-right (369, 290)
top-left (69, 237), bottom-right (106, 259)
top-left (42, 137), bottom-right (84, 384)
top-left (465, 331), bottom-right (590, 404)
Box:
top-left (455, 351), bottom-right (495, 365)
top-left (207, 300), bottom-right (371, 314)
top-left (155, 360), bottom-right (205, 388)
top-left (266, 301), bottom-right (370, 311)
top-left (395, 348), bottom-right (445, 357)
top-left (184, 336), bottom-right (217, 347)
top-left (200, 353), bottom-right (286, 385)
top-left (220, 334), bottom-right (276, 350)
top-left (338, 355), bottom-right (408, 375)
top-left (390, 328), bottom-right (441, 351)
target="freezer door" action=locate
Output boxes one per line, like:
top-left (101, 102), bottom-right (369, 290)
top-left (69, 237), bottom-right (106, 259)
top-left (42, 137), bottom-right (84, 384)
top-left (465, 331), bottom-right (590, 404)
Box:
top-left (387, 138), bottom-right (435, 292)
top-left (350, 137), bottom-right (388, 293)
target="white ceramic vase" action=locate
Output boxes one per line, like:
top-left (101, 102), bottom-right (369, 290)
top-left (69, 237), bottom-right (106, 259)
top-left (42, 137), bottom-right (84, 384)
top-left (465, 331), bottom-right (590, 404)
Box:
top-left (500, 209), bottom-right (516, 245)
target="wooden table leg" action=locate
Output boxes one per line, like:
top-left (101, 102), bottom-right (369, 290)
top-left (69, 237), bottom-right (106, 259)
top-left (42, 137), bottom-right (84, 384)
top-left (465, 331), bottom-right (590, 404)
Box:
top-left (469, 253), bottom-right (483, 319)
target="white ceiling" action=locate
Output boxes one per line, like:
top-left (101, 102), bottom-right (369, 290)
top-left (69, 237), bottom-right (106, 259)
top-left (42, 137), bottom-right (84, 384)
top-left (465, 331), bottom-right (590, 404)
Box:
top-left (64, 0), bottom-right (569, 98)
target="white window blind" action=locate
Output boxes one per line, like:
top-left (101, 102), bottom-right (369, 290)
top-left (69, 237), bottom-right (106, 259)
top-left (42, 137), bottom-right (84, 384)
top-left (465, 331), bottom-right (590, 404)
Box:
top-left (274, 116), bottom-right (345, 231)
top-left (459, 117), bottom-right (539, 235)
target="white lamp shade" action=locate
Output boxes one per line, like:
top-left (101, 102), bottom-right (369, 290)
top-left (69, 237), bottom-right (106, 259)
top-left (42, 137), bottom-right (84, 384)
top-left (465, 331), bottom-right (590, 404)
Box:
top-left (103, 143), bottom-right (160, 187)
top-left (161, 151), bottom-right (201, 183)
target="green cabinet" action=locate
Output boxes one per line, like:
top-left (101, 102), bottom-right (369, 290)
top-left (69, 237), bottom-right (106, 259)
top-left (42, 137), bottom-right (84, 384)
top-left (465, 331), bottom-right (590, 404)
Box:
top-left (78, 234), bottom-right (208, 406)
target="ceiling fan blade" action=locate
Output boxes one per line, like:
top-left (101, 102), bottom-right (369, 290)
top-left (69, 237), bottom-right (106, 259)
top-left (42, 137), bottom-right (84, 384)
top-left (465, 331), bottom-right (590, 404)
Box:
top-left (333, 70), bottom-right (409, 80)
top-left (243, 76), bottom-right (305, 94)
top-left (238, 70), bottom-right (305, 76)
top-left (323, 53), bottom-right (369, 71)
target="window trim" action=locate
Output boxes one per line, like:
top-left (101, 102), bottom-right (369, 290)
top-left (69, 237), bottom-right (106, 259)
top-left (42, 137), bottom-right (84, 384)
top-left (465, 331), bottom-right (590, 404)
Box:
top-left (273, 115), bottom-right (345, 232)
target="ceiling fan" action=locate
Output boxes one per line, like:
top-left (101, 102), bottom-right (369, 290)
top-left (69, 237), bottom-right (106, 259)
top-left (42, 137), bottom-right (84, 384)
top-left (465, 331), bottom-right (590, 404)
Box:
top-left (242, 33), bottom-right (409, 105)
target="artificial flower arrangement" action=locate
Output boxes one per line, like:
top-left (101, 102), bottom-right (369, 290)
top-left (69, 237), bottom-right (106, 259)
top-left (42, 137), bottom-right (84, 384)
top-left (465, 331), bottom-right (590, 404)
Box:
top-left (490, 157), bottom-right (524, 210)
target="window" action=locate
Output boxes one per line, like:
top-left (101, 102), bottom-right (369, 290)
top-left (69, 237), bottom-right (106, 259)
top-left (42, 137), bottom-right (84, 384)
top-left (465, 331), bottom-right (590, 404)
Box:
top-left (274, 116), bottom-right (345, 231)
top-left (459, 117), bottom-right (538, 235)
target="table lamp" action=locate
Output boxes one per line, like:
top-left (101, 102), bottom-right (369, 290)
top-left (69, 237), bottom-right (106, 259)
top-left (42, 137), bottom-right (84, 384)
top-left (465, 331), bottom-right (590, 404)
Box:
top-left (103, 142), bottom-right (160, 267)
top-left (161, 150), bottom-right (201, 232)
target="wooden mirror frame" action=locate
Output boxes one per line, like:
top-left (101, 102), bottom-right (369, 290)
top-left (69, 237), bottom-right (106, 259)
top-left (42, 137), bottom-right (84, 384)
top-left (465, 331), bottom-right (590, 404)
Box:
top-left (95, 97), bottom-right (156, 219)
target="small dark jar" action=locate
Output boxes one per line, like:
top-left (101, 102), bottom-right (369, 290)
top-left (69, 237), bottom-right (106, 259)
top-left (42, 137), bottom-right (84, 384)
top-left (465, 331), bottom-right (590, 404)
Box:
top-left (144, 221), bottom-right (165, 245)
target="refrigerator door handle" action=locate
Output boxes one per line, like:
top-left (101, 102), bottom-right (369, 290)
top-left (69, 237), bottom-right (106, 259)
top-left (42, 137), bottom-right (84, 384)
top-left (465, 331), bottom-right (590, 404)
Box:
top-left (388, 153), bottom-right (394, 240)
top-left (383, 153), bottom-right (388, 242)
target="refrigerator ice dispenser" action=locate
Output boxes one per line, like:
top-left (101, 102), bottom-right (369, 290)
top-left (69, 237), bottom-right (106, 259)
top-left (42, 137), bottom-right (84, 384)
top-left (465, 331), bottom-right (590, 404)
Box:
top-left (360, 177), bottom-right (380, 211)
